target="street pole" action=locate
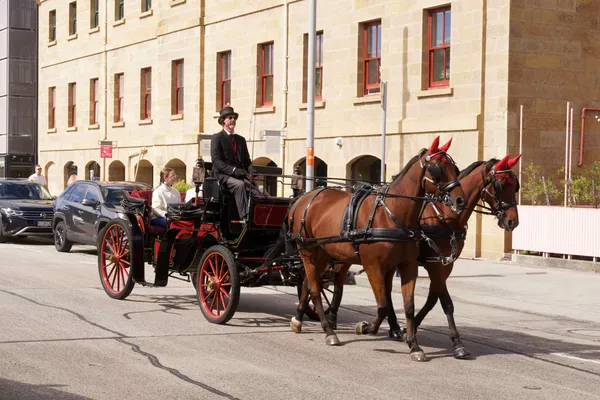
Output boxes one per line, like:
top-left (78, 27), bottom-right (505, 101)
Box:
top-left (305, 0), bottom-right (316, 192)
top-left (380, 80), bottom-right (387, 183)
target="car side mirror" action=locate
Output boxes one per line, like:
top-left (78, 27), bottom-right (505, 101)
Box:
top-left (81, 198), bottom-right (99, 208)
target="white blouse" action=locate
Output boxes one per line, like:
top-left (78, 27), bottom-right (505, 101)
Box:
top-left (151, 184), bottom-right (181, 218)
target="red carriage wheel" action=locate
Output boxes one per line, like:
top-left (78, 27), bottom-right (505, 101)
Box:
top-left (97, 220), bottom-right (135, 299)
top-left (197, 245), bottom-right (240, 324)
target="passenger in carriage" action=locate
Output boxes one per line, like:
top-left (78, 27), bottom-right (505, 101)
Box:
top-left (151, 167), bottom-right (181, 226)
top-left (211, 106), bottom-right (266, 220)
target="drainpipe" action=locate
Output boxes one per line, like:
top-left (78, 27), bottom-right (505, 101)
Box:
top-left (102, 0), bottom-right (109, 180)
top-left (578, 108), bottom-right (600, 167)
top-left (279, 0), bottom-right (289, 196)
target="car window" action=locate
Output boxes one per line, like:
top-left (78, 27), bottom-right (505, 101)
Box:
top-left (69, 185), bottom-right (87, 203)
top-left (84, 188), bottom-right (100, 203)
top-left (102, 188), bottom-right (128, 204)
top-left (0, 182), bottom-right (53, 200)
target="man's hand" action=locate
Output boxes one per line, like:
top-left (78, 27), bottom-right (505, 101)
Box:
top-left (234, 168), bottom-right (249, 179)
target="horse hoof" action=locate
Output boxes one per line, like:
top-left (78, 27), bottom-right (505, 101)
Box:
top-left (410, 351), bottom-right (429, 362)
top-left (290, 317), bottom-right (302, 334)
top-left (453, 346), bottom-right (471, 359)
top-left (355, 321), bottom-right (369, 335)
top-left (325, 334), bottom-right (341, 346)
top-left (388, 329), bottom-right (405, 341)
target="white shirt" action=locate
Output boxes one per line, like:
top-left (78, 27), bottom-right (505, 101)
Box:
top-left (152, 183), bottom-right (181, 218)
top-left (28, 174), bottom-right (47, 186)
top-left (185, 186), bottom-right (203, 203)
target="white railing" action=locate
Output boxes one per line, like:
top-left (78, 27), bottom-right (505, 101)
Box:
top-left (512, 205), bottom-right (600, 259)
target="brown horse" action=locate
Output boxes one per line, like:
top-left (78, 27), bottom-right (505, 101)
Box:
top-left (271, 137), bottom-right (466, 362)
top-left (414, 154), bottom-right (521, 358)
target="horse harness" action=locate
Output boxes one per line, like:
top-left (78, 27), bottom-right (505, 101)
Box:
top-left (475, 164), bottom-right (520, 222)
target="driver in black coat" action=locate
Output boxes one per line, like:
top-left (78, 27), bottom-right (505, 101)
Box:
top-left (210, 106), bottom-right (266, 220)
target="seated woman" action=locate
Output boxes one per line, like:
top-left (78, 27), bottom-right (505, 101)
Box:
top-left (151, 167), bottom-right (181, 226)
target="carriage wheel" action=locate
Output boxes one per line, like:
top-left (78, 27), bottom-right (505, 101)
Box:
top-left (197, 245), bottom-right (240, 324)
top-left (296, 270), bottom-right (338, 321)
top-left (97, 220), bottom-right (135, 300)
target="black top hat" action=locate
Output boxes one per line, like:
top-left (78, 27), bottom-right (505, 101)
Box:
top-left (218, 106), bottom-right (239, 125)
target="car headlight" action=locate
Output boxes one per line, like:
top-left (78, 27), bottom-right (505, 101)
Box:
top-left (1, 208), bottom-right (23, 217)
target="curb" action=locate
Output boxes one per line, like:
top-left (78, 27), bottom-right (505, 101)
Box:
top-left (512, 253), bottom-right (600, 273)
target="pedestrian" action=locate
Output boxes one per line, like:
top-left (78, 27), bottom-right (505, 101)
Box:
top-left (28, 165), bottom-right (47, 188)
top-left (151, 167), bottom-right (180, 226)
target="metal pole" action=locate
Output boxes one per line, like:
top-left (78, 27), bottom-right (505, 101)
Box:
top-left (519, 104), bottom-right (523, 205)
top-left (380, 81), bottom-right (387, 183)
top-left (564, 102), bottom-right (569, 207)
top-left (569, 107), bottom-right (574, 182)
top-left (305, 0), bottom-right (316, 192)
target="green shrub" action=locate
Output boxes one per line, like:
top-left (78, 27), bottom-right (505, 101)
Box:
top-left (172, 179), bottom-right (193, 193)
top-left (522, 162), bottom-right (560, 205)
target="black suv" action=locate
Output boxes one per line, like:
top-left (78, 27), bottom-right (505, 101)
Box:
top-left (53, 180), bottom-right (152, 252)
top-left (0, 178), bottom-right (55, 242)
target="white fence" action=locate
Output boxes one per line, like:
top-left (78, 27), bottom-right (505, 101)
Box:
top-left (512, 206), bottom-right (600, 259)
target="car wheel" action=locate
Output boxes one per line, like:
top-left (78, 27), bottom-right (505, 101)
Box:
top-left (0, 223), bottom-right (7, 243)
top-left (54, 221), bottom-right (73, 252)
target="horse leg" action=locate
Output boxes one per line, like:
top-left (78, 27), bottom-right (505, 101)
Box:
top-left (299, 255), bottom-right (339, 346)
top-left (399, 262), bottom-right (428, 362)
top-left (384, 268), bottom-right (405, 341)
top-left (439, 287), bottom-right (471, 359)
top-left (291, 278), bottom-right (311, 334)
top-left (325, 263), bottom-right (350, 330)
top-left (355, 265), bottom-right (388, 336)
top-left (414, 265), bottom-right (440, 329)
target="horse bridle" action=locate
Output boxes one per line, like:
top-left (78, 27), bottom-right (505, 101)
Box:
top-left (479, 165), bottom-right (519, 225)
top-left (420, 150), bottom-right (462, 207)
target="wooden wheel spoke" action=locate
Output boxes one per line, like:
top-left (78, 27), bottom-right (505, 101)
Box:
top-left (219, 286), bottom-right (230, 299)
top-left (219, 268), bottom-right (230, 282)
top-left (219, 292), bottom-right (227, 312)
top-left (208, 290), bottom-right (217, 310)
top-left (106, 263), bottom-right (116, 281)
top-left (120, 249), bottom-right (130, 259)
top-left (321, 289), bottom-right (332, 307)
top-left (208, 256), bottom-right (219, 278)
top-left (220, 282), bottom-right (232, 287)
top-left (120, 258), bottom-right (131, 267)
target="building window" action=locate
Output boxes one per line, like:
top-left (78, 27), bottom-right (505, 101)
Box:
top-left (48, 87), bottom-right (56, 129)
top-left (49, 10), bottom-right (56, 41)
top-left (302, 32), bottom-right (323, 102)
top-left (428, 7), bottom-right (451, 88)
top-left (172, 60), bottom-right (184, 115)
top-left (142, 0), bottom-right (151, 12)
top-left (114, 73), bottom-right (124, 122)
top-left (90, 0), bottom-right (99, 28)
top-left (141, 68), bottom-right (151, 119)
top-left (362, 20), bottom-right (381, 95)
top-left (90, 78), bottom-right (98, 125)
top-left (259, 42), bottom-right (274, 106)
top-left (68, 83), bottom-right (77, 127)
top-left (217, 51), bottom-right (231, 110)
top-left (69, 2), bottom-right (77, 35)
top-left (115, 0), bottom-right (124, 21)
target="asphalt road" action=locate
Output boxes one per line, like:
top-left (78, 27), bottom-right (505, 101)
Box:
top-left (1, 238), bottom-right (600, 400)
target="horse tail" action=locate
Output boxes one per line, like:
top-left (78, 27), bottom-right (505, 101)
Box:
top-left (265, 196), bottom-right (299, 260)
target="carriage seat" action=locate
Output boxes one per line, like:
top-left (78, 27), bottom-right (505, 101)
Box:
top-left (130, 189), bottom-right (169, 235)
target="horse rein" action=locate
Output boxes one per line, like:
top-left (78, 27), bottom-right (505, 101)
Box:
top-left (475, 165), bottom-right (519, 225)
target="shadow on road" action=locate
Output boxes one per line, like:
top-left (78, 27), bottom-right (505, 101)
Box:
top-left (0, 378), bottom-right (92, 400)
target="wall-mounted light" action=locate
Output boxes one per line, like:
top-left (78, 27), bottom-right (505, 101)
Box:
top-left (334, 137), bottom-right (343, 147)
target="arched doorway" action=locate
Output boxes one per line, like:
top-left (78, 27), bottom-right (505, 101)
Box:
top-left (44, 161), bottom-right (56, 194)
top-left (165, 158), bottom-right (186, 183)
top-left (295, 157), bottom-right (328, 188)
top-left (347, 155), bottom-right (382, 184)
top-left (252, 157), bottom-right (278, 196)
top-left (63, 161), bottom-right (77, 188)
top-left (134, 160), bottom-right (154, 186)
top-left (108, 160), bottom-right (125, 182)
top-left (85, 161), bottom-right (101, 181)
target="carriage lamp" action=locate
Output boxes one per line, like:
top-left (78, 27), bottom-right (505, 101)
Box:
top-left (193, 158), bottom-right (206, 185)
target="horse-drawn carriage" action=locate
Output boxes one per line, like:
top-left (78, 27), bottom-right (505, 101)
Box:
top-left (96, 161), bottom-right (338, 324)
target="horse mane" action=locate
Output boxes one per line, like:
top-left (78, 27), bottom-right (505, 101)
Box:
top-left (458, 158), bottom-right (499, 179)
top-left (391, 148), bottom-right (427, 183)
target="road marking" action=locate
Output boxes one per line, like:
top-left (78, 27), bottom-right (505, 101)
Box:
top-left (551, 352), bottom-right (600, 365)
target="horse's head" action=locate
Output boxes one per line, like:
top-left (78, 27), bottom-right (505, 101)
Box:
top-left (482, 154), bottom-right (521, 231)
top-left (421, 136), bottom-right (466, 213)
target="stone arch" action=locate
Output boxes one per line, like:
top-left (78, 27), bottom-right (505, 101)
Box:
top-left (252, 157), bottom-right (278, 196)
top-left (44, 161), bottom-right (57, 194)
top-left (294, 156), bottom-right (328, 188)
top-left (63, 161), bottom-right (77, 189)
top-left (165, 158), bottom-right (187, 183)
top-left (134, 159), bottom-right (154, 187)
top-left (347, 155), bottom-right (382, 184)
top-left (85, 160), bottom-right (101, 181)
top-left (108, 160), bottom-right (125, 182)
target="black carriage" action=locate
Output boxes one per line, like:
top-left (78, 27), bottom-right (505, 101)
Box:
top-left (96, 162), bottom-right (339, 324)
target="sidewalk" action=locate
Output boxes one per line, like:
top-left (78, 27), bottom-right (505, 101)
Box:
top-left (350, 258), bottom-right (600, 325)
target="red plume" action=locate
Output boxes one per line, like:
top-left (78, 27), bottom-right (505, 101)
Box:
top-left (507, 154), bottom-right (522, 169)
top-left (427, 136), bottom-right (440, 156)
top-left (495, 155), bottom-right (510, 170)
top-left (439, 138), bottom-right (453, 152)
